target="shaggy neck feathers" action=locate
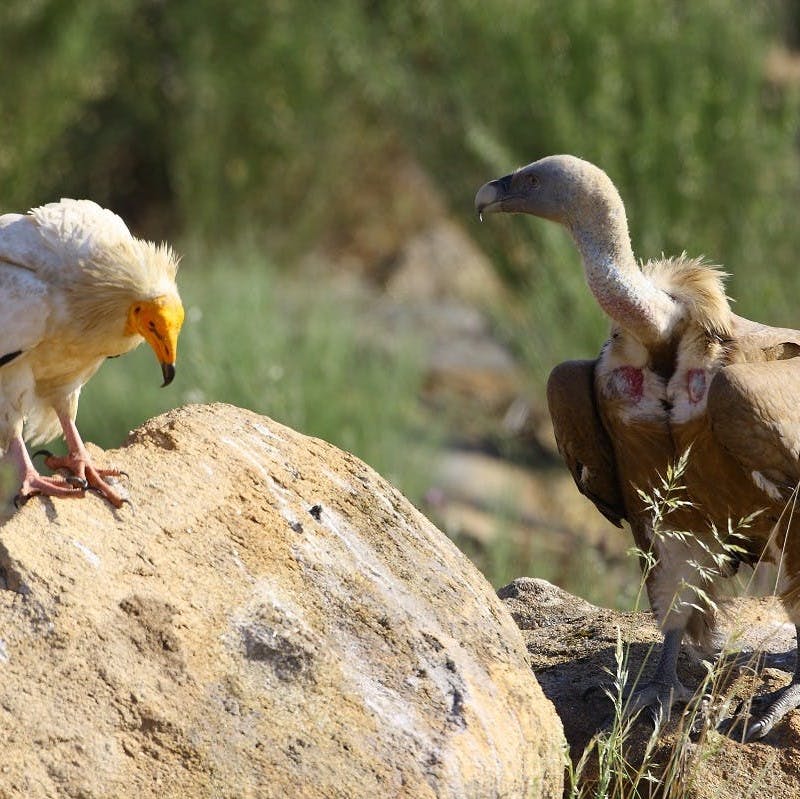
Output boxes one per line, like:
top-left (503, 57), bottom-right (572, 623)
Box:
top-left (27, 200), bottom-right (181, 343)
top-left (643, 256), bottom-right (731, 340)
top-left (65, 239), bottom-right (180, 340)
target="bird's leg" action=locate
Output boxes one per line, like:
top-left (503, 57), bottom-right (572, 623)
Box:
top-left (734, 624), bottom-right (800, 741)
top-left (38, 413), bottom-right (126, 508)
top-left (6, 434), bottom-right (84, 505)
top-left (622, 627), bottom-right (692, 727)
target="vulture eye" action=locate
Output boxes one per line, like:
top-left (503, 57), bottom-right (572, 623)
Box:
top-left (526, 174), bottom-right (540, 187)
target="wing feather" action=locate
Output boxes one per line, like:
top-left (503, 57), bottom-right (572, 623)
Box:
top-left (547, 359), bottom-right (626, 527)
top-left (0, 263), bottom-right (49, 360)
top-left (0, 199), bottom-right (134, 279)
top-left (0, 213), bottom-right (62, 274)
top-left (710, 319), bottom-right (800, 496)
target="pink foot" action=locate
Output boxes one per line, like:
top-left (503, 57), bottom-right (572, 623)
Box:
top-left (34, 450), bottom-right (127, 509)
top-left (15, 470), bottom-right (85, 507)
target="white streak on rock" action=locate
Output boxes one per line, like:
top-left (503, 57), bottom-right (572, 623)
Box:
top-left (72, 540), bottom-right (101, 568)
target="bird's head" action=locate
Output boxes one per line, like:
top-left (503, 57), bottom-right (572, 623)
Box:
top-left (474, 155), bottom-right (622, 229)
top-left (125, 293), bottom-right (184, 386)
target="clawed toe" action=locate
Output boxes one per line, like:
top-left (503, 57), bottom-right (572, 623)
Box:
top-left (85, 480), bottom-right (129, 509)
top-left (744, 719), bottom-right (768, 742)
top-left (718, 682), bottom-right (800, 741)
top-left (12, 472), bottom-right (85, 508)
top-left (66, 475), bottom-right (88, 489)
top-left (13, 492), bottom-right (32, 509)
top-left (620, 679), bottom-right (692, 730)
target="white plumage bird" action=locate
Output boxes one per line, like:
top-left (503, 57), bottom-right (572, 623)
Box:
top-left (0, 198), bottom-right (184, 507)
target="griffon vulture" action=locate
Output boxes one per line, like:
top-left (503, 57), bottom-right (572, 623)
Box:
top-left (0, 199), bottom-right (183, 508)
top-left (475, 155), bottom-right (800, 740)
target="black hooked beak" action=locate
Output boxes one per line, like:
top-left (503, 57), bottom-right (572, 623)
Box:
top-left (161, 362), bottom-right (176, 387)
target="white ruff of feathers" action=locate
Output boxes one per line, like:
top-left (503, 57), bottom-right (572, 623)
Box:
top-left (30, 199), bottom-right (180, 338)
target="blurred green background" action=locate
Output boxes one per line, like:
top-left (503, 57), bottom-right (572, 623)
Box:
top-left (3, 0), bottom-right (800, 606)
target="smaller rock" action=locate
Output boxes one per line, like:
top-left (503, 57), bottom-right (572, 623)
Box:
top-left (497, 577), bottom-right (599, 630)
top-left (499, 579), bottom-right (800, 799)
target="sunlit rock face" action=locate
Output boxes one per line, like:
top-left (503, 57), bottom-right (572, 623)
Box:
top-left (0, 403), bottom-right (564, 799)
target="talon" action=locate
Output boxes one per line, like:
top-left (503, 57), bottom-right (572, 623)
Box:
top-left (13, 492), bottom-right (32, 509)
top-left (66, 475), bottom-right (88, 489)
top-left (744, 720), bottom-right (767, 742)
top-left (31, 449), bottom-right (54, 461)
top-left (721, 680), bottom-right (800, 742)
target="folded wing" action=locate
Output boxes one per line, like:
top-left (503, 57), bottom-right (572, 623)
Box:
top-left (547, 359), bottom-right (626, 527)
top-left (709, 358), bottom-right (800, 499)
top-left (0, 263), bottom-right (49, 366)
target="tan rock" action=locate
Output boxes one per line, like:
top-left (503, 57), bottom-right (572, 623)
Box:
top-left (0, 404), bottom-right (564, 799)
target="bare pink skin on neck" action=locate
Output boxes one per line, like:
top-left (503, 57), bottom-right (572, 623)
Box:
top-left (571, 214), bottom-right (680, 345)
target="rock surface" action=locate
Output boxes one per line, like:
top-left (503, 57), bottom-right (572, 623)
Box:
top-left (500, 577), bottom-right (800, 799)
top-left (0, 404), bottom-right (564, 799)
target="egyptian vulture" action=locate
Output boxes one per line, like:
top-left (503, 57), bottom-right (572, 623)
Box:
top-left (475, 155), bottom-right (800, 741)
top-left (0, 199), bottom-right (183, 508)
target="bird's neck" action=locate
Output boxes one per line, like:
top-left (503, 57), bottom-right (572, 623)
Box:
top-left (568, 205), bottom-right (679, 344)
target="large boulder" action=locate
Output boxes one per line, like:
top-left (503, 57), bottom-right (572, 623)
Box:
top-left (0, 404), bottom-right (564, 799)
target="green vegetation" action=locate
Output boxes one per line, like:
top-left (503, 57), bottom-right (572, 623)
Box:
top-left (3, 1), bottom-right (799, 376)
top-left (77, 246), bottom-right (435, 503)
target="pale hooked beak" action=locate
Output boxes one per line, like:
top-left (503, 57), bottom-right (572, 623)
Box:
top-left (474, 174), bottom-right (513, 219)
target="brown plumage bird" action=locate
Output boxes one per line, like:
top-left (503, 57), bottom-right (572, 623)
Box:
top-left (0, 199), bottom-right (183, 508)
top-left (476, 155), bottom-right (800, 740)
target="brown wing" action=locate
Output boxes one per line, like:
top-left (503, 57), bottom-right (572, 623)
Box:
top-left (728, 314), bottom-right (800, 363)
top-left (546, 359), bottom-right (626, 527)
top-left (709, 317), bottom-right (800, 495)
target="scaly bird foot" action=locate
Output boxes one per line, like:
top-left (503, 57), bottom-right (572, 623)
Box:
top-left (32, 449), bottom-right (127, 509)
top-left (720, 681), bottom-right (800, 741)
top-left (619, 678), bottom-right (693, 729)
top-left (14, 470), bottom-right (85, 507)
